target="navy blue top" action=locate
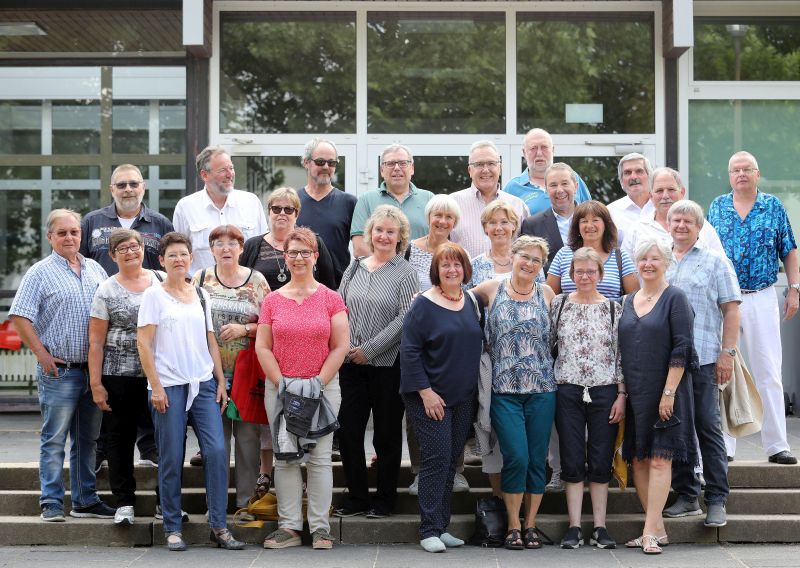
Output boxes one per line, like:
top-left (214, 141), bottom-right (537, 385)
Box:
top-left (400, 295), bottom-right (483, 407)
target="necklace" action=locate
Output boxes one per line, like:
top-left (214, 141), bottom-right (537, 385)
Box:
top-left (488, 250), bottom-right (511, 267)
top-left (644, 284), bottom-right (667, 302)
top-left (266, 235), bottom-right (288, 283)
top-left (214, 266), bottom-right (250, 290)
top-left (438, 286), bottom-right (463, 302)
top-left (509, 279), bottom-right (534, 296)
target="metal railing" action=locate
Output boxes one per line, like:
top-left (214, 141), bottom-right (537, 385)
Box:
top-left (0, 348), bottom-right (36, 395)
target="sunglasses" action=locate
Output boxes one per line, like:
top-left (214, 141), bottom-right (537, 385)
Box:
top-left (270, 205), bottom-right (297, 215)
top-left (311, 158), bottom-right (338, 167)
top-left (113, 181), bottom-right (142, 189)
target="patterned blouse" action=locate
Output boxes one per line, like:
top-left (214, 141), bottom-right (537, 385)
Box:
top-left (486, 282), bottom-right (556, 395)
top-left (468, 254), bottom-right (512, 288)
top-left (550, 294), bottom-right (623, 387)
top-left (407, 242), bottom-right (434, 292)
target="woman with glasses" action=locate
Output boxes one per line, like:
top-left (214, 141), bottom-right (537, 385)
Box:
top-left (549, 247), bottom-right (625, 550)
top-left (89, 228), bottom-right (165, 526)
top-left (192, 225), bottom-right (270, 517)
top-left (137, 232), bottom-right (244, 551)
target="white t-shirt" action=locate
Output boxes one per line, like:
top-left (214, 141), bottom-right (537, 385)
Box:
top-left (137, 284), bottom-right (215, 410)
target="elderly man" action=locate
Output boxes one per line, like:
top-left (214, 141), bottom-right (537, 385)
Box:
top-left (80, 164), bottom-right (174, 275)
top-left (9, 210), bottom-right (116, 522)
top-left (607, 153), bottom-right (655, 245)
top-left (504, 128), bottom-right (592, 215)
top-left (296, 138), bottom-right (357, 285)
top-left (449, 140), bottom-right (529, 259)
top-left (350, 144), bottom-right (433, 258)
top-left (708, 151), bottom-right (799, 465)
top-left (173, 146), bottom-right (268, 273)
top-left (621, 167), bottom-right (724, 261)
top-left (663, 200), bottom-right (740, 528)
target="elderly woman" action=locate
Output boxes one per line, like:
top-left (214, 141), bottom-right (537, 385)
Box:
top-left (550, 247), bottom-right (625, 550)
top-left (256, 227), bottom-right (349, 550)
top-left (89, 228), bottom-right (165, 526)
top-left (619, 237), bottom-right (697, 555)
top-left (335, 205), bottom-right (419, 519)
top-left (137, 232), bottom-right (244, 551)
top-left (547, 200), bottom-right (638, 299)
top-left (401, 242), bottom-right (483, 553)
top-left (471, 236), bottom-right (556, 550)
top-left (469, 201), bottom-right (519, 287)
top-left (192, 225), bottom-right (270, 515)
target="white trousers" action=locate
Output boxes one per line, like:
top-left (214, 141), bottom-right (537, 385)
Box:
top-left (724, 286), bottom-right (790, 457)
top-left (265, 376), bottom-right (341, 533)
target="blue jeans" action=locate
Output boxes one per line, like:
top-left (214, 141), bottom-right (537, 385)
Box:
top-left (150, 378), bottom-right (228, 533)
top-left (37, 365), bottom-right (102, 509)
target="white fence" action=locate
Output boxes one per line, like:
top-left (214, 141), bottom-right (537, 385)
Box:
top-left (0, 348), bottom-right (36, 394)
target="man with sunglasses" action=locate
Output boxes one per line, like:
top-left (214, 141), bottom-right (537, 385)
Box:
top-left (80, 164), bottom-right (174, 275)
top-left (296, 138), bottom-right (357, 285)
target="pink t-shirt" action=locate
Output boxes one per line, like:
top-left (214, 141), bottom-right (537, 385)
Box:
top-left (259, 285), bottom-right (347, 378)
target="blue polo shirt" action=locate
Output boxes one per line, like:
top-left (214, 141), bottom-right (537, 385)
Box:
top-left (503, 168), bottom-right (592, 215)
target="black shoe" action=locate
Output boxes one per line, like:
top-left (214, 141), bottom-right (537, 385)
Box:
top-left (365, 508), bottom-right (391, 519)
top-left (768, 450), bottom-right (798, 465)
top-left (189, 451), bottom-right (203, 466)
top-left (332, 505), bottom-right (367, 518)
top-left (590, 526), bottom-right (616, 549)
top-left (560, 526), bottom-right (583, 549)
top-left (138, 450), bottom-right (159, 467)
top-left (155, 504), bottom-right (189, 522)
top-left (727, 455), bottom-right (734, 462)
top-left (70, 501), bottom-right (116, 519)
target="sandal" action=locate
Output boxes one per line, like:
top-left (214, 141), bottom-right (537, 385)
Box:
top-left (504, 528), bottom-right (524, 550)
top-left (625, 534), bottom-right (669, 548)
top-left (524, 527), bottom-right (547, 549)
top-left (263, 528), bottom-right (301, 549)
top-left (641, 534), bottom-right (662, 555)
top-left (311, 529), bottom-right (334, 550)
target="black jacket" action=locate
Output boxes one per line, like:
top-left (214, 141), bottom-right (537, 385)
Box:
top-left (520, 208), bottom-right (565, 273)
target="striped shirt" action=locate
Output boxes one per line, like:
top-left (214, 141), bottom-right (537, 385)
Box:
top-left (548, 247), bottom-right (636, 299)
top-left (338, 255), bottom-right (419, 367)
top-left (10, 252), bottom-right (108, 362)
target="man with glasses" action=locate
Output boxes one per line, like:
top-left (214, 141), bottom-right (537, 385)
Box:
top-left (708, 151), bottom-right (799, 465)
top-left (173, 146), bottom-right (268, 273)
top-left (297, 138), bottom-right (357, 285)
top-left (504, 128), bottom-right (592, 216)
top-left (80, 164), bottom-right (174, 275)
top-left (450, 140), bottom-right (529, 259)
top-left (350, 144), bottom-right (433, 257)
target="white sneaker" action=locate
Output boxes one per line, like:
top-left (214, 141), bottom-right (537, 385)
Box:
top-left (546, 471), bottom-right (564, 492)
top-left (452, 473), bottom-right (470, 492)
top-left (408, 475), bottom-right (419, 496)
top-left (114, 505), bottom-right (134, 526)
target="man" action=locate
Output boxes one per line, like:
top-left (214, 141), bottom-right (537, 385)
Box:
top-left (450, 140), bottom-right (529, 259)
top-left (621, 167), bottom-right (724, 261)
top-left (9, 209), bottom-right (116, 522)
top-left (504, 128), bottom-right (592, 215)
top-left (708, 151), bottom-right (799, 465)
top-left (296, 138), bottom-right (357, 285)
top-left (80, 164), bottom-right (174, 275)
top-left (607, 153), bottom-right (655, 245)
top-left (663, 200), bottom-right (741, 528)
top-left (520, 162), bottom-right (578, 269)
top-left (173, 146), bottom-right (268, 273)
top-left (350, 144), bottom-right (433, 258)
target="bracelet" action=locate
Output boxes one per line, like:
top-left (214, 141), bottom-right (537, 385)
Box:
top-left (617, 392), bottom-right (628, 398)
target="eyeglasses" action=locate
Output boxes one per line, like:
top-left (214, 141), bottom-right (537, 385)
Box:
top-left (728, 168), bottom-right (757, 175)
top-left (115, 243), bottom-right (142, 254)
top-left (285, 249), bottom-right (313, 258)
top-left (486, 220), bottom-right (512, 227)
top-left (382, 160), bottom-right (412, 169)
top-left (270, 205), bottom-right (297, 215)
top-left (469, 160), bottom-right (502, 170)
top-left (516, 253), bottom-right (543, 265)
top-left (525, 145), bottom-right (552, 154)
top-left (574, 269), bottom-right (599, 278)
top-left (311, 158), bottom-right (339, 167)
top-left (113, 181), bottom-right (142, 190)
top-left (212, 240), bottom-right (240, 249)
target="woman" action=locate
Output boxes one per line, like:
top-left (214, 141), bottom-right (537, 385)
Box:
top-left (618, 237), bottom-right (697, 555)
top-left (471, 236), bottom-right (556, 551)
top-left (192, 225), bottom-right (270, 516)
top-left (401, 242), bottom-right (482, 553)
top-left (547, 200), bottom-right (639, 298)
top-left (550, 247), bottom-right (625, 550)
top-left (335, 205), bottom-right (418, 519)
top-left (137, 232), bottom-right (244, 552)
top-left (256, 227), bottom-right (349, 550)
top-left (89, 228), bottom-right (164, 526)
top-left (468, 201), bottom-right (519, 287)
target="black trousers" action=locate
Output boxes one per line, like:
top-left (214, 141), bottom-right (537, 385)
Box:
top-left (337, 359), bottom-right (404, 512)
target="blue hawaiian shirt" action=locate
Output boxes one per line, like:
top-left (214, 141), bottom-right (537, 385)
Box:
top-left (503, 168), bottom-right (592, 216)
top-left (707, 191), bottom-right (797, 291)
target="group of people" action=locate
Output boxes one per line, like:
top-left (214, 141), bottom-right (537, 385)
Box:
top-left (9, 132), bottom-right (798, 555)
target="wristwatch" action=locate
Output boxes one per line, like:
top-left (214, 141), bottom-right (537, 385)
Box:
top-left (721, 347), bottom-right (737, 358)
top-left (789, 284), bottom-right (800, 293)
top-left (663, 388), bottom-right (676, 397)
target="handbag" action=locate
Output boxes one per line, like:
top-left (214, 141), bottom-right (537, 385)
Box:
top-left (230, 339), bottom-right (268, 424)
top-left (468, 496), bottom-right (507, 547)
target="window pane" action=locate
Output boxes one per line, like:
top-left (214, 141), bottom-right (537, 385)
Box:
top-left (0, 190), bottom-right (41, 289)
top-left (160, 100), bottom-right (185, 154)
top-left (407, 156), bottom-right (471, 195)
top-left (159, 188), bottom-right (183, 222)
top-left (518, 155), bottom-right (624, 205)
top-left (517, 13), bottom-right (655, 134)
top-left (52, 189), bottom-right (103, 217)
top-left (220, 12), bottom-right (357, 134)
top-left (230, 155), bottom-right (346, 203)
top-left (0, 101), bottom-right (41, 154)
top-left (52, 100), bottom-right (100, 154)
top-left (113, 100), bottom-right (149, 154)
top-left (689, 100), bottom-right (800, 229)
top-left (694, 20), bottom-right (800, 81)
top-left (367, 12), bottom-right (505, 134)
top-left (52, 166), bottom-right (100, 180)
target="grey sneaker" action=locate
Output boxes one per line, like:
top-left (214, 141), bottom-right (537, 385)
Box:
top-left (114, 505), bottom-right (134, 526)
top-left (545, 471), bottom-right (564, 492)
top-left (704, 503), bottom-right (727, 527)
top-left (41, 504), bottom-right (65, 522)
top-left (663, 497), bottom-right (702, 518)
top-left (70, 501), bottom-right (116, 519)
top-left (560, 526), bottom-right (583, 549)
top-left (408, 475), bottom-right (419, 496)
top-left (452, 473), bottom-right (470, 493)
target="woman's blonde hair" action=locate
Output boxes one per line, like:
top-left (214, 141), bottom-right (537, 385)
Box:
top-left (363, 205), bottom-right (411, 255)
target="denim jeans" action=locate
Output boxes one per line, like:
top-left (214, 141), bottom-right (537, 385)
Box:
top-left (150, 378), bottom-right (228, 533)
top-left (37, 365), bottom-right (102, 510)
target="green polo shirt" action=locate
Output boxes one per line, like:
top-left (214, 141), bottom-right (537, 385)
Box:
top-left (350, 182), bottom-right (434, 239)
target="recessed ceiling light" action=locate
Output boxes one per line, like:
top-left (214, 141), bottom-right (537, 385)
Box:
top-left (0, 22), bottom-right (47, 37)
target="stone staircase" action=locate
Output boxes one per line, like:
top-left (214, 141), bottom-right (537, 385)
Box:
top-left (0, 460), bottom-right (798, 546)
